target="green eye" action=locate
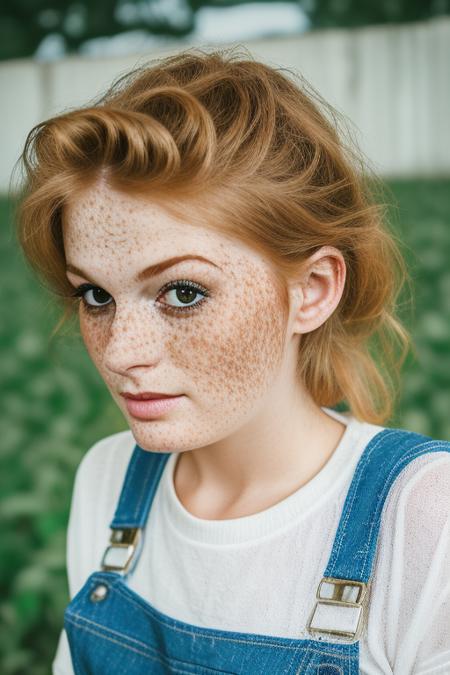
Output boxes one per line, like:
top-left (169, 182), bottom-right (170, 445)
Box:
top-left (158, 279), bottom-right (209, 312)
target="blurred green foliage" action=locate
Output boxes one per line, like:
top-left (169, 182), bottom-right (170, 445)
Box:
top-left (0, 180), bottom-right (449, 673)
top-left (307, 0), bottom-right (450, 29)
top-left (1, 0), bottom-right (450, 62)
top-left (0, 0), bottom-right (195, 61)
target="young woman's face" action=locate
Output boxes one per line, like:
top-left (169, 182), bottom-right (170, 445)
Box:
top-left (63, 179), bottom-right (291, 453)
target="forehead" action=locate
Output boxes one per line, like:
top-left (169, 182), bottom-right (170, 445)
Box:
top-left (62, 179), bottom-right (264, 273)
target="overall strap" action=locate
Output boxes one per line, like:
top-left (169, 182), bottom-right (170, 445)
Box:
top-left (99, 445), bottom-right (171, 578)
top-left (307, 427), bottom-right (450, 644)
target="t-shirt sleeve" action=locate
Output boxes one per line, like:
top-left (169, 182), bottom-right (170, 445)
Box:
top-left (51, 431), bottom-right (135, 674)
top-left (51, 442), bottom-right (89, 675)
top-left (365, 451), bottom-right (450, 673)
top-left (52, 627), bottom-right (74, 675)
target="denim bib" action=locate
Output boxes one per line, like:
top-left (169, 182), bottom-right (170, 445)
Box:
top-left (64, 427), bottom-right (450, 674)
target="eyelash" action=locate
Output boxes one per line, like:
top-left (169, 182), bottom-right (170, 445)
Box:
top-left (70, 279), bottom-right (210, 316)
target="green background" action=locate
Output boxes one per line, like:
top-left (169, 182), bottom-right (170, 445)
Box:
top-left (1, 179), bottom-right (449, 673)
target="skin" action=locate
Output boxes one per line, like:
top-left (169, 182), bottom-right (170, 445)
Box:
top-left (63, 176), bottom-right (348, 520)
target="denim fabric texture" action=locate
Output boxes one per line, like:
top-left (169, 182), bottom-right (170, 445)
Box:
top-left (64, 427), bottom-right (450, 674)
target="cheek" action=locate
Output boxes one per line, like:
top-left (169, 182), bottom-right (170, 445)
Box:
top-left (76, 276), bottom-right (288, 403)
top-left (167, 275), bottom-right (288, 402)
top-left (79, 310), bottom-right (108, 361)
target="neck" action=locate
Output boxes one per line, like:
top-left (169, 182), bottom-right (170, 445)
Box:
top-left (172, 388), bottom-right (347, 520)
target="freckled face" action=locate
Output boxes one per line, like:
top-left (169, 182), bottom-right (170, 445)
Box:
top-left (62, 180), bottom-right (289, 453)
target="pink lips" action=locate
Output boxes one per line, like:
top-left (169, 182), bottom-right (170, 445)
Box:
top-left (123, 395), bottom-right (184, 420)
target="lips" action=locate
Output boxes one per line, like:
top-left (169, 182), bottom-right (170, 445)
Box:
top-left (121, 392), bottom-right (178, 400)
top-left (122, 394), bottom-right (184, 420)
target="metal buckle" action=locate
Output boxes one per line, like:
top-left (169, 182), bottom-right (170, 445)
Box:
top-left (306, 576), bottom-right (370, 643)
top-left (100, 527), bottom-right (141, 575)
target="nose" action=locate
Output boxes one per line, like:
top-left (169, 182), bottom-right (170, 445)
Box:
top-left (102, 305), bottom-right (163, 374)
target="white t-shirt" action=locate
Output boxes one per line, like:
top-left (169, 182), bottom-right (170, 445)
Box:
top-left (52, 406), bottom-right (450, 674)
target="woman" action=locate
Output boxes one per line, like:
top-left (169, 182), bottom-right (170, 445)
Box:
top-left (16, 47), bottom-right (450, 674)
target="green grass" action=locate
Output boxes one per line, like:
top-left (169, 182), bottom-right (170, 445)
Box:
top-left (383, 180), bottom-right (450, 436)
top-left (0, 179), bottom-right (449, 673)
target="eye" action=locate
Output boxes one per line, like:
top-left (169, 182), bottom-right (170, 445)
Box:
top-left (70, 279), bottom-right (210, 315)
top-left (71, 283), bottom-right (112, 312)
top-left (157, 279), bottom-right (209, 313)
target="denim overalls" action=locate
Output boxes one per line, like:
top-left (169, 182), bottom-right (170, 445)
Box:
top-left (64, 427), bottom-right (450, 674)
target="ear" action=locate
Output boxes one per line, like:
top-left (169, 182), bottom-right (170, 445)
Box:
top-left (288, 246), bottom-right (346, 336)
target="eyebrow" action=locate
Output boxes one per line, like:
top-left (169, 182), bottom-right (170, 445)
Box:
top-left (65, 254), bottom-right (221, 283)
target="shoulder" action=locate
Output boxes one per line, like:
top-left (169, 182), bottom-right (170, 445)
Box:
top-left (66, 430), bottom-right (136, 596)
top-left (390, 442), bottom-right (450, 534)
top-left (385, 431), bottom-right (450, 505)
top-left (73, 429), bottom-right (136, 492)
top-left (77, 428), bottom-right (136, 469)
top-left (69, 429), bottom-right (136, 530)
top-left (366, 430), bottom-right (450, 593)
top-left (69, 430), bottom-right (135, 556)
top-left (372, 438), bottom-right (450, 599)
top-left (365, 444), bottom-right (450, 667)
top-left (380, 431), bottom-right (450, 530)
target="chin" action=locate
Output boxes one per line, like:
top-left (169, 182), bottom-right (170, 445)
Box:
top-left (128, 425), bottom-right (183, 454)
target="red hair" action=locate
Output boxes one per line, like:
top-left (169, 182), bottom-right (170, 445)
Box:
top-left (14, 46), bottom-right (413, 424)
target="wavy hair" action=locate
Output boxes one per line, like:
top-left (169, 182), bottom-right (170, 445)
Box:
top-left (14, 46), bottom-right (414, 425)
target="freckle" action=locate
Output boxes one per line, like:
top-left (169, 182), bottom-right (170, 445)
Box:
top-left (67, 180), bottom-right (290, 452)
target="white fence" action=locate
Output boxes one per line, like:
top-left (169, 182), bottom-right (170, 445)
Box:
top-left (2, 16), bottom-right (450, 193)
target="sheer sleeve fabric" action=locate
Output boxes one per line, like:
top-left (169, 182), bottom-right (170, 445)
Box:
top-left (364, 452), bottom-right (450, 674)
